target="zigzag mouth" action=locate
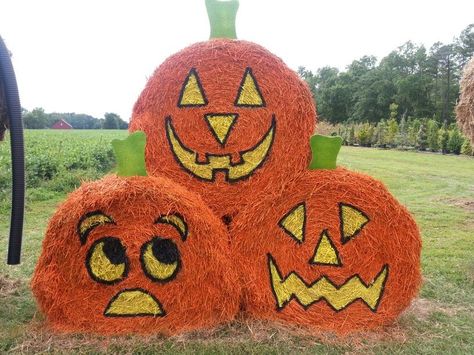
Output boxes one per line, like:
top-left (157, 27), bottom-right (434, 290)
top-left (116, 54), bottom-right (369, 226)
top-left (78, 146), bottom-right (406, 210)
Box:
top-left (165, 116), bottom-right (275, 182)
top-left (268, 254), bottom-right (388, 312)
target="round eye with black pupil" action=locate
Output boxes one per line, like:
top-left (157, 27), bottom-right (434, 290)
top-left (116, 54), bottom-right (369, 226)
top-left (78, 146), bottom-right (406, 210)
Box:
top-left (140, 237), bottom-right (181, 282)
top-left (85, 237), bottom-right (129, 284)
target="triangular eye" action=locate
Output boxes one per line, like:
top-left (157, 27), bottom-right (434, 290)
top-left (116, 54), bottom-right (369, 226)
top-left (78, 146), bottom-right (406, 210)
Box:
top-left (178, 68), bottom-right (208, 107)
top-left (278, 202), bottom-right (306, 243)
top-left (234, 68), bottom-right (265, 107)
top-left (339, 203), bottom-right (370, 243)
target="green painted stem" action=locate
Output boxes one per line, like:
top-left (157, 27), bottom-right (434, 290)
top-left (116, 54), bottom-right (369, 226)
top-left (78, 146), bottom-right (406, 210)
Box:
top-left (308, 135), bottom-right (343, 170)
top-left (206, 0), bottom-right (239, 39)
top-left (112, 131), bottom-right (147, 177)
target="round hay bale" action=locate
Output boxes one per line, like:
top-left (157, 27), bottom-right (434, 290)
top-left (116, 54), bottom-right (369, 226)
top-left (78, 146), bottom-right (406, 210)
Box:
top-left (456, 57), bottom-right (474, 144)
top-left (129, 39), bottom-right (317, 222)
top-left (232, 168), bottom-right (421, 333)
top-left (32, 175), bottom-right (240, 335)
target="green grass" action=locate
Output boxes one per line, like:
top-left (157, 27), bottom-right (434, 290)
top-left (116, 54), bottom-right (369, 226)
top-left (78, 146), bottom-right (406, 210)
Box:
top-left (1, 134), bottom-right (473, 354)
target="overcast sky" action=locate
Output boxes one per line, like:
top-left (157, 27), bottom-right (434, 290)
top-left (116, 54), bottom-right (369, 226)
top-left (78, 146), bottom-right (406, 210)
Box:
top-left (1, 0), bottom-right (473, 121)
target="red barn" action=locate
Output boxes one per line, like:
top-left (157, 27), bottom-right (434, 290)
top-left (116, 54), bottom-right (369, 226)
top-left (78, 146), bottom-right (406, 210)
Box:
top-left (52, 119), bottom-right (72, 129)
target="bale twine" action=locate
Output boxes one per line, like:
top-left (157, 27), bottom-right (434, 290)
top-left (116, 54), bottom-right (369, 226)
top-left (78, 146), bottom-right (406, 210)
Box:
top-left (130, 39), bottom-right (317, 222)
top-left (231, 168), bottom-right (421, 333)
top-left (32, 174), bottom-right (240, 335)
top-left (456, 57), bottom-right (474, 144)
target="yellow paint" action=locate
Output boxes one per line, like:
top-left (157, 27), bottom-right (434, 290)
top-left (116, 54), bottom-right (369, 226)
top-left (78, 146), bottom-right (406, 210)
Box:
top-left (88, 241), bottom-right (125, 282)
top-left (79, 213), bottom-right (113, 238)
top-left (205, 114), bottom-right (237, 145)
top-left (236, 70), bottom-right (264, 106)
top-left (311, 231), bottom-right (341, 266)
top-left (279, 203), bottom-right (305, 242)
top-left (157, 214), bottom-right (188, 240)
top-left (180, 71), bottom-right (206, 106)
top-left (341, 204), bottom-right (369, 242)
top-left (142, 243), bottom-right (178, 280)
top-left (166, 118), bottom-right (274, 181)
top-left (105, 289), bottom-right (163, 316)
top-left (269, 256), bottom-right (387, 311)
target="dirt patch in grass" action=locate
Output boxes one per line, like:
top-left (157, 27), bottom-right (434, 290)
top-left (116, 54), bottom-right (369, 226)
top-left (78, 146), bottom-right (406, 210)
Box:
top-left (0, 275), bottom-right (22, 297)
top-left (405, 298), bottom-right (467, 320)
top-left (441, 197), bottom-right (474, 211)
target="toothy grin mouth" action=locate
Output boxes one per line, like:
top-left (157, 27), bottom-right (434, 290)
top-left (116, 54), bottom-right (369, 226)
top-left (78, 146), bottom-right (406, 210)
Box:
top-left (268, 254), bottom-right (388, 312)
top-left (165, 116), bottom-right (275, 182)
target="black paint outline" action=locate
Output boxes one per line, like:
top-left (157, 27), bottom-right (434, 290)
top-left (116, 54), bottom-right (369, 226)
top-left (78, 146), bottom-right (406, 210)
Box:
top-left (104, 287), bottom-right (166, 318)
top-left (155, 213), bottom-right (189, 241)
top-left (267, 253), bottom-right (389, 313)
top-left (85, 236), bottom-right (130, 285)
top-left (277, 202), bottom-right (306, 244)
top-left (177, 68), bottom-right (208, 108)
top-left (140, 237), bottom-right (181, 283)
top-left (339, 202), bottom-right (371, 244)
top-left (234, 67), bottom-right (266, 107)
top-left (203, 112), bottom-right (239, 147)
top-left (308, 229), bottom-right (342, 267)
top-left (165, 115), bottom-right (276, 183)
top-left (77, 210), bottom-right (115, 245)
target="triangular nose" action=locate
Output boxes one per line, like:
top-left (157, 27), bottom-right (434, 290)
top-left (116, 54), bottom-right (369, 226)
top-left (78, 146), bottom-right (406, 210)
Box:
top-left (204, 113), bottom-right (238, 146)
top-left (310, 230), bottom-right (341, 266)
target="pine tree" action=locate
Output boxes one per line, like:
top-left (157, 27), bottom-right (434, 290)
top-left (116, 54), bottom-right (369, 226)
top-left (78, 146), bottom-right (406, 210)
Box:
top-left (416, 121), bottom-right (428, 151)
top-left (461, 139), bottom-right (473, 156)
top-left (396, 115), bottom-right (408, 149)
top-left (427, 119), bottom-right (439, 152)
top-left (438, 123), bottom-right (450, 154)
top-left (348, 126), bottom-right (355, 146)
top-left (375, 120), bottom-right (387, 148)
top-left (387, 118), bottom-right (399, 147)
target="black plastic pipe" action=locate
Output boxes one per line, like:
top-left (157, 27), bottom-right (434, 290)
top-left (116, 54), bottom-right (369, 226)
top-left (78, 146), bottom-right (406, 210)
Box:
top-left (0, 36), bottom-right (25, 265)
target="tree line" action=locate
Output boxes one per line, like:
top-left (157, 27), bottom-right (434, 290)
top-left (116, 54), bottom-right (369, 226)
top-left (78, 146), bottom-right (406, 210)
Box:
top-left (22, 108), bottom-right (128, 129)
top-left (333, 103), bottom-right (472, 156)
top-left (299, 24), bottom-right (474, 125)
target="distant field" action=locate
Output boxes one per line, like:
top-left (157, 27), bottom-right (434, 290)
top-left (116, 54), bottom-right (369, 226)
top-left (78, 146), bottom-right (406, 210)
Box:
top-left (0, 131), bottom-right (473, 353)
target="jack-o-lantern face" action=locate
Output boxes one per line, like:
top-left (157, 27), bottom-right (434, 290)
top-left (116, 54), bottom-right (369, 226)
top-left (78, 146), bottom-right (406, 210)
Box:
top-left (130, 40), bottom-right (316, 218)
top-left (166, 67), bottom-right (275, 182)
top-left (79, 211), bottom-right (187, 317)
top-left (269, 202), bottom-right (388, 313)
top-left (32, 175), bottom-right (239, 334)
top-left (232, 168), bottom-right (421, 333)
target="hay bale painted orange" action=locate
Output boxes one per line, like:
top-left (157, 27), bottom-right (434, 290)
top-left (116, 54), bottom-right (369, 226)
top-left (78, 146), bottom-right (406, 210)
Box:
top-left (232, 138), bottom-right (421, 333)
top-left (129, 0), bottom-right (316, 221)
top-left (32, 134), bottom-right (239, 335)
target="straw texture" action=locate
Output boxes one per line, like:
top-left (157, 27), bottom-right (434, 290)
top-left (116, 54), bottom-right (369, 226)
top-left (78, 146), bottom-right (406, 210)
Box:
top-left (130, 39), bottom-right (317, 220)
top-left (456, 57), bottom-right (474, 144)
top-left (32, 175), bottom-right (240, 335)
top-left (232, 168), bottom-right (421, 333)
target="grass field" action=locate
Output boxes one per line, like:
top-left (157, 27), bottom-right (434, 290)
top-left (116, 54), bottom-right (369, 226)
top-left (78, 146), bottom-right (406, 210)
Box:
top-left (1, 131), bottom-right (473, 354)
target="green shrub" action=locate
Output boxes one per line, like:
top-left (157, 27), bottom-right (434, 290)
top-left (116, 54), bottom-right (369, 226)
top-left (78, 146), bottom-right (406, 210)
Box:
top-left (416, 121), bottom-right (428, 151)
top-left (427, 120), bottom-right (439, 152)
top-left (461, 139), bottom-right (473, 156)
top-left (448, 128), bottom-right (464, 155)
top-left (439, 125), bottom-right (450, 154)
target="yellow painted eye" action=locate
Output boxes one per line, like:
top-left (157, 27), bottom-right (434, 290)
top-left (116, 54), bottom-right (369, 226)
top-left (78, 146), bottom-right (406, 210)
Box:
top-left (178, 68), bottom-right (208, 107)
top-left (140, 237), bottom-right (180, 282)
top-left (235, 68), bottom-right (265, 107)
top-left (86, 237), bottom-right (129, 284)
